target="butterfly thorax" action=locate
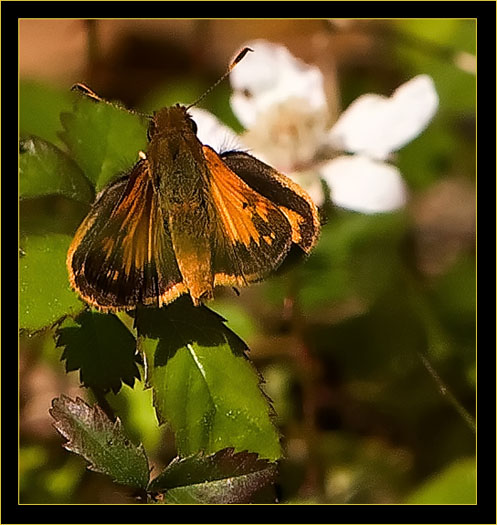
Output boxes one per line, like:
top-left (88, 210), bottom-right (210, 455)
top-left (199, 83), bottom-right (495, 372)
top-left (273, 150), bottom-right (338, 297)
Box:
top-left (147, 106), bottom-right (207, 202)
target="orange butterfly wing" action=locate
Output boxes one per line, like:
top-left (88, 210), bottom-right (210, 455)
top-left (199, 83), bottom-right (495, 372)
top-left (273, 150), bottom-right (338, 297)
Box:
top-left (202, 146), bottom-right (296, 287)
top-left (67, 160), bottom-right (186, 311)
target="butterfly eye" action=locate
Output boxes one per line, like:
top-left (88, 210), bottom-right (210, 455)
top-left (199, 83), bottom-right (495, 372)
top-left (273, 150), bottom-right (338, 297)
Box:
top-left (188, 117), bottom-right (198, 134)
top-left (242, 88), bottom-right (252, 99)
top-left (147, 121), bottom-right (157, 141)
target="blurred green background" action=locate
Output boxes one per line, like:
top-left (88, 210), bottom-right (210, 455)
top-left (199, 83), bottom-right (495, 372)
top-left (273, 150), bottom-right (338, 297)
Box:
top-left (19, 19), bottom-right (476, 504)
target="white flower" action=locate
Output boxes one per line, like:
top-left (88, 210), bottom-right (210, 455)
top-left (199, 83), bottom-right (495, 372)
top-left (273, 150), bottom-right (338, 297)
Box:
top-left (229, 40), bottom-right (329, 174)
top-left (228, 40), bottom-right (439, 213)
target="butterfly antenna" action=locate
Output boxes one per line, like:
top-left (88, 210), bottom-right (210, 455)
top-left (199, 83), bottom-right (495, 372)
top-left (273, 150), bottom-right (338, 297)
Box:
top-left (186, 47), bottom-right (253, 110)
top-left (71, 83), bottom-right (151, 119)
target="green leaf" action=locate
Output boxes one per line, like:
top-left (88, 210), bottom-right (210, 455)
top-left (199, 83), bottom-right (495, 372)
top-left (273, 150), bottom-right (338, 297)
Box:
top-left (20, 80), bottom-right (73, 146)
top-left (136, 298), bottom-right (282, 461)
top-left (106, 382), bottom-right (162, 455)
top-left (149, 448), bottom-right (277, 503)
top-left (19, 234), bottom-right (84, 332)
top-left (20, 136), bottom-right (94, 203)
top-left (55, 311), bottom-right (140, 394)
top-left (405, 457), bottom-right (476, 504)
top-left (50, 395), bottom-right (149, 489)
top-left (59, 97), bottom-right (148, 191)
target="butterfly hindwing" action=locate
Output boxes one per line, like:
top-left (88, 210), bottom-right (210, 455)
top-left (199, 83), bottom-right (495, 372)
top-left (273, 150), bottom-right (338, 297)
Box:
top-left (67, 160), bottom-right (186, 311)
top-left (220, 150), bottom-right (320, 253)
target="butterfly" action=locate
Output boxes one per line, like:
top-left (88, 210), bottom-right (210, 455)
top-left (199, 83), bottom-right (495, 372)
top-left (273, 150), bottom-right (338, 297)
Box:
top-left (67, 49), bottom-right (320, 312)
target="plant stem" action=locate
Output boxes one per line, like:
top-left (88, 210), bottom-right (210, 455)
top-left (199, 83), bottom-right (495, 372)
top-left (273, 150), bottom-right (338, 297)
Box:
top-left (401, 264), bottom-right (476, 434)
top-left (84, 19), bottom-right (99, 83)
top-left (418, 352), bottom-right (476, 433)
top-left (285, 270), bottom-right (324, 500)
top-left (91, 386), bottom-right (116, 421)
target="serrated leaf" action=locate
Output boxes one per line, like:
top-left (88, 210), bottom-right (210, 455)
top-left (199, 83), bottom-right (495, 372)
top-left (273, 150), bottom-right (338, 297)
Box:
top-left (20, 136), bottom-right (94, 203)
top-left (19, 233), bottom-right (84, 331)
top-left (149, 448), bottom-right (277, 503)
top-left (50, 395), bottom-right (149, 489)
top-left (59, 97), bottom-right (148, 191)
top-left (55, 311), bottom-right (140, 394)
top-left (136, 298), bottom-right (282, 461)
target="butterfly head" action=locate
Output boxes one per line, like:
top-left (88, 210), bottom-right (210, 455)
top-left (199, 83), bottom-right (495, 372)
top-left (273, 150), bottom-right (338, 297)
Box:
top-left (148, 105), bottom-right (198, 141)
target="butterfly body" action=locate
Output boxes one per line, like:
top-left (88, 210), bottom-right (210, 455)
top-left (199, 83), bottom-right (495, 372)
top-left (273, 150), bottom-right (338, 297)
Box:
top-left (67, 103), bottom-right (320, 311)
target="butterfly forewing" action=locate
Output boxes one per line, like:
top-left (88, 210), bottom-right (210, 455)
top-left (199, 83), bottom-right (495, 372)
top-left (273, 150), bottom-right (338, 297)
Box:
top-left (67, 160), bottom-right (186, 311)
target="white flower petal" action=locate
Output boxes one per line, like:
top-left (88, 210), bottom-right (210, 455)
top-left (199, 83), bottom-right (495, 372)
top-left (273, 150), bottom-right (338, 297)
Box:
top-left (386, 75), bottom-right (439, 150)
top-left (230, 39), bottom-right (327, 128)
top-left (328, 75), bottom-right (438, 160)
top-left (320, 155), bottom-right (408, 213)
top-left (188, 107), bottom-right (244, 153)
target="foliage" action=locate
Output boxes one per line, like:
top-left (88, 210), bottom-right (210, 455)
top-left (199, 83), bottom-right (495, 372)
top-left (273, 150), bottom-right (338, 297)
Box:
top-left (56, 312), bottom-right (140, 394)
top-left (20, 233), bottom-right (84, 331)
top-left (137, 302), bottom-right (281, 461)
top-left (50, 396), bottom-right (150, 489)
top-left (50, 396), bottom-right (276, 503)
top-left (148, 448), bottom-right (277, 503)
